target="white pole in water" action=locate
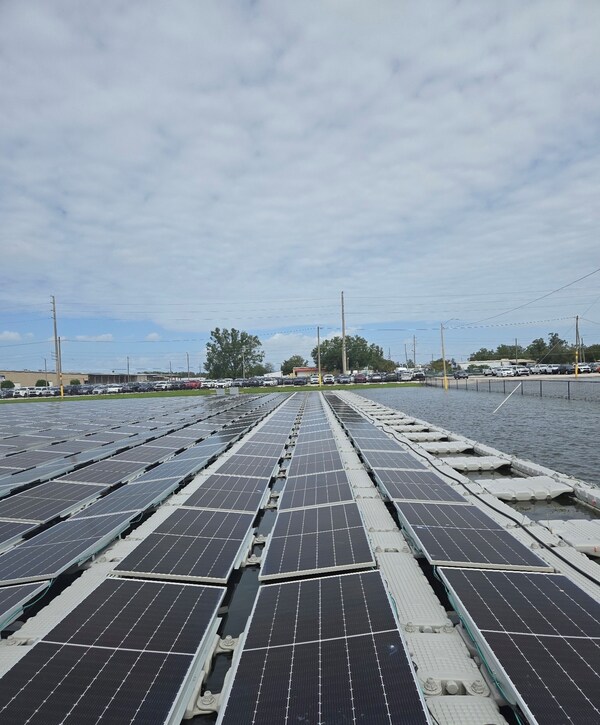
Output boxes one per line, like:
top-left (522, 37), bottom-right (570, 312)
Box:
top-left (492, 382), bottom-right (522, 414)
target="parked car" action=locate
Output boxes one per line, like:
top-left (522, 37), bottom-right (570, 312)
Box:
top-left (483, 368), bottom-right (494, 376)
top-left (105, 384), bottom-right (123, 393)
top-left (558, 364), bottom-right (575, 375)
top-left (293, 377), bottom-right (308, 386)
top-left (92, 385), bottom-right (107, 394)
top-left (322, 374), bottom-right (335, 385)
top-left (528, 365), bottom-right (543, 374)
top-left (412, 371), bottom-right (425, 381)
top-left (337, 374), bottom-right (352, 384)
top-left (495, 367), bottom-right (515, 377)
top-left (369, 373), bottom-right (383, 383)
top-left (576, 363), bottom-right (591, 373)
top-left (384, 372), bottom-right (398, 382)
top-left (353, 373), bottom-right (367, 384)
top-left (514, 366), bottom-right (531, 376)
top-left (310, 375), bottom-right (320, 385)
top-left (453, 370), bottom-right (468, 379)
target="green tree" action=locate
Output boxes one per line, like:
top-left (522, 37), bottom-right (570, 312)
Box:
top-left (311, 335), bottom-right (388, 373)
top-left (430, 358), bottom-right (453, 373)
top-left (495, 344), bottom-right (525, 362)
top-left (469, 348), bottom-right (497, 360)
top-left (35, 379), bottom-right (48, 387)
top-left (281, 355), bottom-right (308, 376)
top-left (205, 328), bottom-right (264, 378)
top-left (525, 338), bottom-right (548, 362)
top-left (546, 332), bottom-right (572, 363)
top-left (0, 380), bottom-right (15, 389)
top-left (70, 378), bottom-right (81, 386)
top-left (583, 344), bottom-right (600, 362)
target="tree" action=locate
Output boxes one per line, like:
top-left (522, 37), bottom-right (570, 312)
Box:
top-left (525, 338), bottom-right (548, 362)
top-left (205, 328), bottom-right (264, 378)
top-left (35, 379), bottom-right (48, 387)
top-left (70, 378), bottom-right (81, 386)
top-left (281, 355), bottom-right (308, 376)
top-left (469, 348), bottom-right (497, 361)
top-left (311, 335), bottom-right (388, 373)
top-left (495, 344), bottom-right (525, 362)
top-left (249, 362), bottom-right (275, 377)
top-left (0, 380), bottom-right (14, 389)
top-left (429, 358), bottom-right (453, 373)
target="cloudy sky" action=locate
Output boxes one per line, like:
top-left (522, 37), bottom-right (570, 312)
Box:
top-left (1, 1), bottom-right (599, 375)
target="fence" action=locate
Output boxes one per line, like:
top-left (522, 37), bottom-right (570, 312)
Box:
top-left (424, 376), bottom-right (600, 402)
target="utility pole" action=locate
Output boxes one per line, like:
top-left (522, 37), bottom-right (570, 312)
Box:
top-left (575, 315), bottom-right (580, 377)
top-left (405, 344), bottom-right (409, 366)
top-left (413, 335), bottom-right (416, 369)
top-left (126, 356), bottom-right (130, 383)
top-left (317, 326), bottom-right (322, 385)
top-left (44, 358), bottom-right (48, 388)
top-left (169, 361), bottom-right (172, 378)
top-left (341, 291), bottom-right (347, 374)
top-left (186, 352), bottom-right (190, 380)
top-left (515, 338), bottom-right (518, 366)
top-left (51, 296), bottom-right (61, 391)
top-left (57, 337), bottom-right (63, 396)
top-left (242, 349), bottom-right (245, 379)
top-left (441, 323), bottom-right (448, 391)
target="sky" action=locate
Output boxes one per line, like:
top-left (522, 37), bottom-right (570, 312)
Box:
top-left (1, 0), bottom-right (600, 375)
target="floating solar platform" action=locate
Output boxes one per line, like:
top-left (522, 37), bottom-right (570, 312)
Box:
top-left (216, 454), bottom-right (279, 479)
top-left (479, 476), bottom-right (573, 501)
top-left (71, 477), bottom-right (182, 518)
top-left (395, 501), bottom-right (551, 571)
top-left (360, 449), bottom-right (429, 470)
top-left (440, 568), bottom-right (600, 725)
top-left (218, 570), bottom-right (429, 724)
top-left (260, 501), bottom-right (374, 580)
top-left (0, 578), bottom-right (225, 725)
top-left (541, 518), bottom-right (600, 557)
top-left (114, 508), bottom-right (255, 584)
top-left (0, 580), bottom-right (50, 631)
top-left (286, 450), bottom-right (344, 477)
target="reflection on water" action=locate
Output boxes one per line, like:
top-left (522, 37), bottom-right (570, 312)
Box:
top-left (358, 387), bottom-right (600, 488)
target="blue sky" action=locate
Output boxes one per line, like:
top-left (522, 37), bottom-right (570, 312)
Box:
top-left (1, 1), bottom-right (599, 374)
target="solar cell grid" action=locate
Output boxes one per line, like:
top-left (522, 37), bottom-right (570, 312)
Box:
top-left (0, 580), bottom-right (225, 725)
top-left (397, 502), bottom-right (551, 571)
top-left (440, 568), bottom-right (600, 725)
top-left (280, 470), bottom-right (353, 510)
top-left (287, 450), bottom-right (343, 477)
top-left (115, 508), bottom-right (254, 582)
top-left (111, 446), bottom-right (172, 464)
top-left (220, 571), bottom-right (428, 725)
top-left (0, 481), bottom-right (108, 523)
top-left (0, 519), bottom-right (39, 550)
top-left (0, 512), bottom-right (135, 584)
top-left (362, 450), bottom-right (428, 470)
top-left (217, 455), bottom-right (278, 478)
top-left (2, 450), bottom-right (62, 470)
top-left (293, 438), bottom-right (339, 456)
top-left (261, 502), bottom-right (374, 579)
top-left (235, 442), bottom-right (285, 458)
top-left (72, 478), bottom-right (180, 518)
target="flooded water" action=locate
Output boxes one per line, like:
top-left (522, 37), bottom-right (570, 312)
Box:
top-left (358, 387), bottom-right (600, 488)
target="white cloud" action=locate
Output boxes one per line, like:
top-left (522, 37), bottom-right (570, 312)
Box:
top-left (0, 331), bottom-right (21, 342)
top-left (1, 0), bottom-right (600, 371)
top-left (145, 333), bottom-right (161, 341)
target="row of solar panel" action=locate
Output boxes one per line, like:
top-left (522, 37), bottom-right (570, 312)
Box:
top-left (0, 395), bottom-right (288, 588)
top-left (326, 393), bottom-right (600, 724)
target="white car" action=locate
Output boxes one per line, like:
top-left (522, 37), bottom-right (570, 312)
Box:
top-left (261, 378), bottom-right (278, 386)
top-left (495, 367), bottom-right (515, 377)
top-left (322, 374), bottom-right (335, 384)
top-left (105, 384), bottom-right (123, 393)
top-left (310, 375), bottom-right (320, 384)
top-left (577, 364), bottom-right (591, 373)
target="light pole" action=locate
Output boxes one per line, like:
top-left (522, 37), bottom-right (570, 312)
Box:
top-left (317, 326), bottom-right (322, 385)
top-left (440, 319), bottom-right (458, 391)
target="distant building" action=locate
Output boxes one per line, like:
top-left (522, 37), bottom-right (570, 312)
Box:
top-left (292, 366), bottom-right (318, 378)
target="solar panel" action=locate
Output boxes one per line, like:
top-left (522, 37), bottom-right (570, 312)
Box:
top-left (0, 580), bottom-right (49, 630)
top-left (0, 579), bottom-right (225, 724)
top-left (0, 481), bottom-right (108, 523)
top-left (0, 512), bottom-right (135, 585)
top-left (0, 519), bottom-right (39, 551)
top-left (114, 508), bottom-right (255, 583)
top-left (287, 450), bottom-right (344, 477)
top-left (361, 450), bottom-right (428, 470)
top-left (220, 571), bottom-right (429, 724)
top-left (184, 475), bottom-right (268, 513)
top-left (440, 568), bottom-right (600, 725)
top-left (72, 478), bottom-right (180, 518)
top-left (373, 469), bottom-right (467, 503)
top-left (396, 502), bottom-right (551, 571)
top-left (279, 470), bottom-right (354, 510)
top-left (57, 460), bottom-right (144, 485)
top-left (293, 438), bottom-right (339, 455)
top-left (354, 437), bottom-right (406, 451)
top-left (260, 502), bottom-right (374, 580)
top-left (236, 441), bottom-right (285, 458)
top-left (2, 450), bottom-right (62, 470)
top-left (111, 445), bottom-right (173, 464)
top-left (217, 455), bottom-right (278, 478)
